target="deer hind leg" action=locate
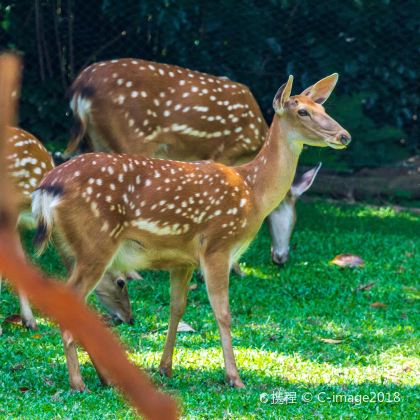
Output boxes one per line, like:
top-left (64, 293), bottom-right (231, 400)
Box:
top-left (202, 253), bottom-right (244, 388)
top-left (61, 254), bottom-right (114, 391)
top-left (159, 267), bottom-right (193, 378)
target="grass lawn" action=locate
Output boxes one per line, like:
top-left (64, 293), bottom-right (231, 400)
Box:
top-left (0, 199), bottom-right (418, 418)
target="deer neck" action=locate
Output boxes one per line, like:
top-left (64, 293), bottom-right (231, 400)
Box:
top-left (238, 115), bottom-right (303, 218)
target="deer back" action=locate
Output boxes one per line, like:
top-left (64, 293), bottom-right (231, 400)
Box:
top-left (69, 59), bottom-right (267, 164)
top-left (6, 127), bottom-right (54, 210)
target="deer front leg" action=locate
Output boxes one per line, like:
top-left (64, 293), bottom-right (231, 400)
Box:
top-left (159, 267), bottom-right (193, 378)
top-left (18, 292), bottom-right (37, 330)
top-left (202, 253), bottom-right (244, 388)
top-left (62, 262), bottom-right (109, 391)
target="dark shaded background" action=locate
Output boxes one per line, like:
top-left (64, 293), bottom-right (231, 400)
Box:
top-left (0, 0), bottom-right (419, 170)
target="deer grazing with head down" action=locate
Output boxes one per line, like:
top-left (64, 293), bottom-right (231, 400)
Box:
top-left (67, 58), bottom-right (319, 267)
top-left (3, 127), bottom-right (134, 328)
top-left (33, 73), bottom-right (350, 390)
top-left (269, 163), bottom-right (322, 265)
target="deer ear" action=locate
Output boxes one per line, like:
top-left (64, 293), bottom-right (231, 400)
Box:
top-left (125, 270), bottom-right (143, 281)
top-left (301, 73), bottom-right (338, 104)
top-left (273, 75), bottom-right (294, 114)
top-left (290, 163), bottom-right (322, 198)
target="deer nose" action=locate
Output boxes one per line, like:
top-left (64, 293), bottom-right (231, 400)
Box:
top-left (271, 249), bottom-right (289, 266)
top-left (129, 317), bottom-right (134, 325)
top-left (338, 132), bottom-right (351, 146)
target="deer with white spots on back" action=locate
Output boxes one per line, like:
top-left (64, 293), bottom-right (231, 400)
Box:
top-left (67, 58), bottom-right (267, 164)
top-left (3, 127), bottom-right (134, 329)
top-left (2, 127), bottom-right (55, 329)
top-left (33, 74), bottom-right (351, 390)
top-left (68, 58), bottom-right (321, 267)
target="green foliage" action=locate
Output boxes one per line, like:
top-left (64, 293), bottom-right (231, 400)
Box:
top-left (0, 201), bottom-right (419, 417)
top-left (0, 0), bottom-right (418, 166)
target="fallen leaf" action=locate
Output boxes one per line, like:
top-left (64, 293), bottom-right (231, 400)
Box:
top-left (32, 333), bottom-right (43, 339)
top-left (307, 317), bottom-right (322, 326)
top-left (356, 282), bottom-right (376, 291)
top-left (331, 254), bottom-right (364, 268)
top-left (3, 314), bottom-right (23, 326)
top-left (370, 302), bottom-right (387, 309)
top-left (43, 377), bottom-right (54, 386)
top-left (51, 390), bottom-right (63, 401)
top-left (189, 283), bottom-right (198, 291)
top-left (319, 338), bottom-right (343, 344)
top-left (19, 387), bottom-right (30, 393)
top-left (10, 363), bottom-right (23, 371)
top-left (177, 321), bottom-right (196, 333)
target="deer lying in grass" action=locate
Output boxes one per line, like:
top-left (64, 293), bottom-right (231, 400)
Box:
top-left (33, 73), bottom-right (350, 390)
top-left (68, 58), bottom-right (315, 267)
top-left (2, 127), bottom-right (133, 329)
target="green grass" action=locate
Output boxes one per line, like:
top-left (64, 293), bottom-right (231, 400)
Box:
top-left (0, 200), bottom-right (419, 418)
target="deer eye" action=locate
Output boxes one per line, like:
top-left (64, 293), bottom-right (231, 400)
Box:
top-left (298, 109), bottom-right (309, 117)
top-left (116, 278), bottom-right (125, 289)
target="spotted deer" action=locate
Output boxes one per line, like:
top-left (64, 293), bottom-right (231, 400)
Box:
top-left (2, 127), bottom-right (55, 329)
top-left (33, 74), bottom-right (350, 390)
top-left (67, 58), bottom-right (308, 267)
top-left (3, 127), bottom-right (133, 328)
top-left (67, 58), bottom-right (267, 164)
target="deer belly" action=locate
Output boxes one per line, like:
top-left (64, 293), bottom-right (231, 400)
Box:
top-left (109, 240), bottom-right (198, 272)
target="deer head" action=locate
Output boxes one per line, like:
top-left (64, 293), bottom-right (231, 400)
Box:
top-left (268, 163), bottom-right (321, 265)
top-left (94, 272), bottom-right (133, 324)
top-left (273, 74), bottom-right (351, 149)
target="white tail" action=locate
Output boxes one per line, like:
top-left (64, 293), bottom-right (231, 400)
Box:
top-left (35, 73), bottom-right (350, 390)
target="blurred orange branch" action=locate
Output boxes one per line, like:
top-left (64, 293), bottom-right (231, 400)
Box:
top-left (0, 53), bottom-right (178, 420)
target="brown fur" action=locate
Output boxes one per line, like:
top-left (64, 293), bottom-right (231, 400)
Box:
top-left (68, 58), bottom-right (268, 164)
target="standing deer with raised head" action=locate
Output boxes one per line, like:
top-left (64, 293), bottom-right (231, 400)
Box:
top-left (3, 127), bottom-right (133, 328)
top-left (33, 73), bottom-right (350, 390)
top-left (67, 58), bottom-right (315, 266)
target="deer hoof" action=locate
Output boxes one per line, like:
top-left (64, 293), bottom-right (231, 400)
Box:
top-left (70, 379), bottom-right (87, 392)
top-left (22, 318), bottom-right (37, 330)
top-left (159, 365), bottom-right (172, 378)
top-left (227, 376), bottom-right (245, 388)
